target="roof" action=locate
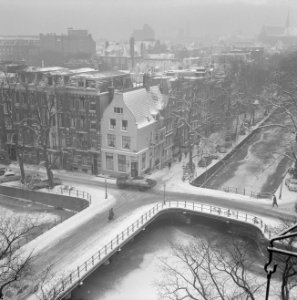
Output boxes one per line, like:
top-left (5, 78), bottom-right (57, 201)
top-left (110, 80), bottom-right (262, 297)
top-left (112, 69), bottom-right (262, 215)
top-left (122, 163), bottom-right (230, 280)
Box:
top-left (120, 88), bottom-right (159, 128)
top-left (149, 85), bottom-right (167, 110)
top-left (72, 70), bottom-right (128, 80)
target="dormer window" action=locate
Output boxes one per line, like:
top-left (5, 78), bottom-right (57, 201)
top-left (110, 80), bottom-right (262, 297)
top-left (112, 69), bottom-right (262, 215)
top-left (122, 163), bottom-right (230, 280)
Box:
top-left (114, 107), bottom-right (123, 114)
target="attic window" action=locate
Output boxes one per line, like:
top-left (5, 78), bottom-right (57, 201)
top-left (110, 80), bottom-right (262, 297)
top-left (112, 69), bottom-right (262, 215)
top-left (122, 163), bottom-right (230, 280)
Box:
top-left (114, 107), bottom-right (123, 114)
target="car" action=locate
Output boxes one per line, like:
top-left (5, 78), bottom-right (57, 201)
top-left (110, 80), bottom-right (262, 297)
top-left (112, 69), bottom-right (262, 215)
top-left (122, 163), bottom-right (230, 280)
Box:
top-left (3, 169), bottom-right (16, 177)
top-left (31, 177), bottom-right (62, 190)
top-left (116, 175), bottom-right (156, 191)
top-left (285, 177), bottom-right (297, 192)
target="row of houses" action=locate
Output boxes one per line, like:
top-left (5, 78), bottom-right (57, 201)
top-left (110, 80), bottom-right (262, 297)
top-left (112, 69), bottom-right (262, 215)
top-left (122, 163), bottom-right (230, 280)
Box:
top-left (0, 66), bottom-right (176, 177)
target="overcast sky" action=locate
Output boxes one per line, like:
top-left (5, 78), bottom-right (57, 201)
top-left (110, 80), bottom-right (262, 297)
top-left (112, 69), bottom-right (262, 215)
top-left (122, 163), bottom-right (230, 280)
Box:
top-left (1, 0), bottom-right (297, 40)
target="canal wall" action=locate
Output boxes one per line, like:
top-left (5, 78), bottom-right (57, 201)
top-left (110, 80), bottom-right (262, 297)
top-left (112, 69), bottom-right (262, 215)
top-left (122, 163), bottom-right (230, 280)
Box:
top-left (0, 185), bottom-right (89, 212)
top-left (192, 109), bottom-right (277, 188)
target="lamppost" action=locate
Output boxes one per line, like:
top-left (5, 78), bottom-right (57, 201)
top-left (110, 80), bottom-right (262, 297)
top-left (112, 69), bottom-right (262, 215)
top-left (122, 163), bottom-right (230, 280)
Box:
top-left (163, 182), bottom-right (166, 204)
top-left (105, 174), bottom-right (108, 199)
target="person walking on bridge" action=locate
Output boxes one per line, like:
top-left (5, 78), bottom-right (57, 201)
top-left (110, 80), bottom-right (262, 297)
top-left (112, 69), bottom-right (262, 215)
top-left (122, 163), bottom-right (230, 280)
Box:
top-left (272, 194), bottom-right (278, 207)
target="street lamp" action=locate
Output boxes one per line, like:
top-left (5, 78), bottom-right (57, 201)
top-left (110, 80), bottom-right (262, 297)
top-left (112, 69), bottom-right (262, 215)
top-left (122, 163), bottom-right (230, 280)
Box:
top-left (105, 175), bottom-right (108, 199)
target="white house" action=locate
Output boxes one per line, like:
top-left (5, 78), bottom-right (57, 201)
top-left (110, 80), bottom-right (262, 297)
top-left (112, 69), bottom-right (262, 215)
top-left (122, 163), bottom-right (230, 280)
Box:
top-left (101, 87), bottom-right (160, 177)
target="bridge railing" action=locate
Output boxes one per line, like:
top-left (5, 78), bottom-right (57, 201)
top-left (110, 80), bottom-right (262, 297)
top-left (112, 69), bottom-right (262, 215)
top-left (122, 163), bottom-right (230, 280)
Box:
top-left (50, 200), bottom-right (272, 300)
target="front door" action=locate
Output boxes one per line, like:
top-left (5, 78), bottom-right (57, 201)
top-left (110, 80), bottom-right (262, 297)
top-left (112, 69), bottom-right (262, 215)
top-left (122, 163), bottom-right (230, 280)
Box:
top-left (131, 161), bottom-right (138, 178)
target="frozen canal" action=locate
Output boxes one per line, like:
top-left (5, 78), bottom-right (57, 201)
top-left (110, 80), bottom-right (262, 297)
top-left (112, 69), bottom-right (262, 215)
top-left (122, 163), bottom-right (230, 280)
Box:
top-left (198, 112), bottom-right (292, 195)
top-left (72, 214), bottom-right (265, 300)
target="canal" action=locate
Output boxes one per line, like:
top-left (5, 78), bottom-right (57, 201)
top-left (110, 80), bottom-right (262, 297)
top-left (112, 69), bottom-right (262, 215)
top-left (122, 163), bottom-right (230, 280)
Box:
top-left (72, 213), bottom-right (266, 300)
top-left (195, 112), bottom-right (292, 195)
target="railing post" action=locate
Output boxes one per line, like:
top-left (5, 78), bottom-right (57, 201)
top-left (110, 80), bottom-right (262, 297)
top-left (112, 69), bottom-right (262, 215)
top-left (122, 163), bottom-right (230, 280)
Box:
top-left (111, 240), bottom-right (113, 249)
top-left (245, 213), bottom-right (247, 221)
top-left (201, 204), bottom-right (203, 212)
top-left (77, 266), bottom-right (80, 278)
top-left (105, 245), bottom-right (107, 255)
top-left (237, 211), bottom-right (238, 219)
top-left (210, 206), bottom-right (212, 213)
top-left (141, 215), bottom-right (144, 224)
top-left (85, 261), bottom-right (87, 271)
top-left (62, 279), bottom-right (65, 291)
top-left (69, 273), bottom-right (72, 284)
top-left (98, 250), bottom-right (101, 260)
top-left (184, 200), bottom-right (186, 208)
top-left (92, 255), bottom-right (94, 265)
top-left (117, 234), bottom-right (119, 245)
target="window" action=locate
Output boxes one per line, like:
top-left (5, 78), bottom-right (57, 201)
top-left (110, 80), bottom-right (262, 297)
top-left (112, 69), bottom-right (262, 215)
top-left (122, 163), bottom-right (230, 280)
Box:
top-left (142, 153), bottom-right (146, 169)
top-left (122, 136), bottom-right (131, 149)
top-left (110, 119), bottom-right (116, 129)
top-left (90, 121), bottom-right (97, 130)
top-left (106, 153), bottom-right (114, 170)
top-left (90, 102), bottom-right (96, 111)
top-left (118, 155), bottom-right (126, 172)
top-left (114, 107), bottom-right (123, 114)
top-left (122, 120), bottom-right (128, 131)
top-left (107, 134), bottom-right (116, 147)
top-left (79, 97), bottom-right (85, 109)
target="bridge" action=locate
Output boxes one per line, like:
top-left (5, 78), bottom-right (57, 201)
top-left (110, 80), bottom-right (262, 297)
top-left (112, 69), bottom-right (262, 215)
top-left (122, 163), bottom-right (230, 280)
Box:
top-left (43, 199), bottom-right (273, 300)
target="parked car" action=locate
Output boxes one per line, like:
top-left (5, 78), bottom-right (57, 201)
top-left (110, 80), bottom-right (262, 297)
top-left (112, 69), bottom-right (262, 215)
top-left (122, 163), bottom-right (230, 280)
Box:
top-left (116, 175), bottom-right (156, 191)
top-left (285, 177), bottom-right (297, 192)
top-left (31, 177), bottom-right (62, 190)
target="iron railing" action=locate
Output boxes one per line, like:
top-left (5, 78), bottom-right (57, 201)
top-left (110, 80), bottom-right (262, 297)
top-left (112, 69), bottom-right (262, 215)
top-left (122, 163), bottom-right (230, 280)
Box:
top-left (41, 200), bottom-right (272, 300)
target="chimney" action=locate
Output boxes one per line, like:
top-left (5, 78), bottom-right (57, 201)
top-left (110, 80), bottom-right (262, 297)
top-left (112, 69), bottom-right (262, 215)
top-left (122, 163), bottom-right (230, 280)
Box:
top-left (130, 37), bottom-right (135, 68)
top-left (143, 73), bottom-right (151, 91)
top-left (108, 86), bottom-right (114, 102)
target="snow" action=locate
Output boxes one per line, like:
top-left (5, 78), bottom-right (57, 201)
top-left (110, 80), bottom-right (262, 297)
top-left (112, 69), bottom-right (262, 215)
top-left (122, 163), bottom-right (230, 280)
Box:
top-left (0, 207), bottom-right (59, 225)
top-left (21, 190), bottom-right (115, 258)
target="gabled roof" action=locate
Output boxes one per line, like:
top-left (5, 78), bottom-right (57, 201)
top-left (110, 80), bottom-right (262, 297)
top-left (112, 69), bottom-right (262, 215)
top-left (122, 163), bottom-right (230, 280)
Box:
top-left (121, 88), bottom-right (159, 128)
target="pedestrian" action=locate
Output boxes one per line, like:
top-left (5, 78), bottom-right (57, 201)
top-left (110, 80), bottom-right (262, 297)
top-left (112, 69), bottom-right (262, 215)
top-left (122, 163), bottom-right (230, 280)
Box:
top-left (108, 208), bottom-right (114, 221)
top-left (168, 162), bottom-right (172, 169)
top-left (272, 194), bottom-right (278, 207)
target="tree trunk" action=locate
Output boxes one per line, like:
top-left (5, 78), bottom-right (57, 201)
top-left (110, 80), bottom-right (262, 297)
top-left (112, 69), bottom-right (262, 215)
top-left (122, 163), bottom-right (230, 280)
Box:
top-left (43, 145), bottom-right (53, 189)
top-left (17, 150), bottom-right (26, 184)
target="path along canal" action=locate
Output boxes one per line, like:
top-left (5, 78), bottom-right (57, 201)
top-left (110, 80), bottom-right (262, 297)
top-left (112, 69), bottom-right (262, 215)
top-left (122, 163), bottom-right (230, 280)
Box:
top-left (72, 213), bottom-right (266, 300)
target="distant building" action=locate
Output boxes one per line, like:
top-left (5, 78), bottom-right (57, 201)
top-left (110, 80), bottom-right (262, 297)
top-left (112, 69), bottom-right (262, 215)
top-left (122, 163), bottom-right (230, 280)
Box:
top-left (132, 24), bottom-right (155, 41)
top-left (0, 36), bottom-right (40, 65)
top-left (39, 28), bottom-right (96, 66)
top-left (259, 13), bottom-right (297, 47)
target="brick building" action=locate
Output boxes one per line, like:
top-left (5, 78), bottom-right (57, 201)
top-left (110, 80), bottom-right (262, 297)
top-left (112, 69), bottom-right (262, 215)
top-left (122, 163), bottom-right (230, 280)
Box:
top-left (0, 66), bottom-right (132, 174)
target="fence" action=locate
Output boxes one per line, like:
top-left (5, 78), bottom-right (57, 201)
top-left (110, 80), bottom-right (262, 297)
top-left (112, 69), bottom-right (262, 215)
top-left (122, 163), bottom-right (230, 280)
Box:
top-left (48, 199), bottom-right (272, 300)
top-left (56, 186), bottom-right (92, 203)
top-left (199, 185), bottom-right (273, 200)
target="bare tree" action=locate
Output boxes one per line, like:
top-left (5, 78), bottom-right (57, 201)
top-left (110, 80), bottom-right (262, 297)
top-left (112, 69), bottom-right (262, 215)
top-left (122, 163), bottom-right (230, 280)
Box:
top-left (158, 238), bottom-right (265, 300)
top-left (0, 73), bottom-right (26, 183)
top-left (0, 215), bottom-right (40, 299)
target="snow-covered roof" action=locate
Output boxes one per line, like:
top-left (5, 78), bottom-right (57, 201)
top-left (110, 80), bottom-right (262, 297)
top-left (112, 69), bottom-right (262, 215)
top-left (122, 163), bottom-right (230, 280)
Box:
top-left (121, 88), bottom-right (159, 128)
top-left (149, 85), bottom-right (167, 110)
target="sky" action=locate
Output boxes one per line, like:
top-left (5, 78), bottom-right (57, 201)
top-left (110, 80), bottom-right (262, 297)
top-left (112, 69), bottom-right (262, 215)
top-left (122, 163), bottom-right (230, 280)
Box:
top-left (1, 0), bottom-right (297, 40)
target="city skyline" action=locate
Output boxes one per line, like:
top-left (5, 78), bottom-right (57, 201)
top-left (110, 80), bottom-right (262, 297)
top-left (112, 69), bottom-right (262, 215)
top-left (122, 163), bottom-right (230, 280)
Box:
top-left (1, 0), bottom-right (296, 40)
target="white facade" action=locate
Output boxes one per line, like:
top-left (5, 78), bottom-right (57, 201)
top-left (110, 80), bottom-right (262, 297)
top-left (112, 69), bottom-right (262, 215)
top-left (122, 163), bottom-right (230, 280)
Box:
top-left (101, 88), bottom-right (159, 177)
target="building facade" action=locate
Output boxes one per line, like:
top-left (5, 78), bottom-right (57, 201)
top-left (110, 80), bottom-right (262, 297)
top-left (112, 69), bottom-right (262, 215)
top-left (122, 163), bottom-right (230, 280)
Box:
top-left (101, 87), bottom-right (163, 177)
top-left (0, 66), bottom-right (133, 174)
